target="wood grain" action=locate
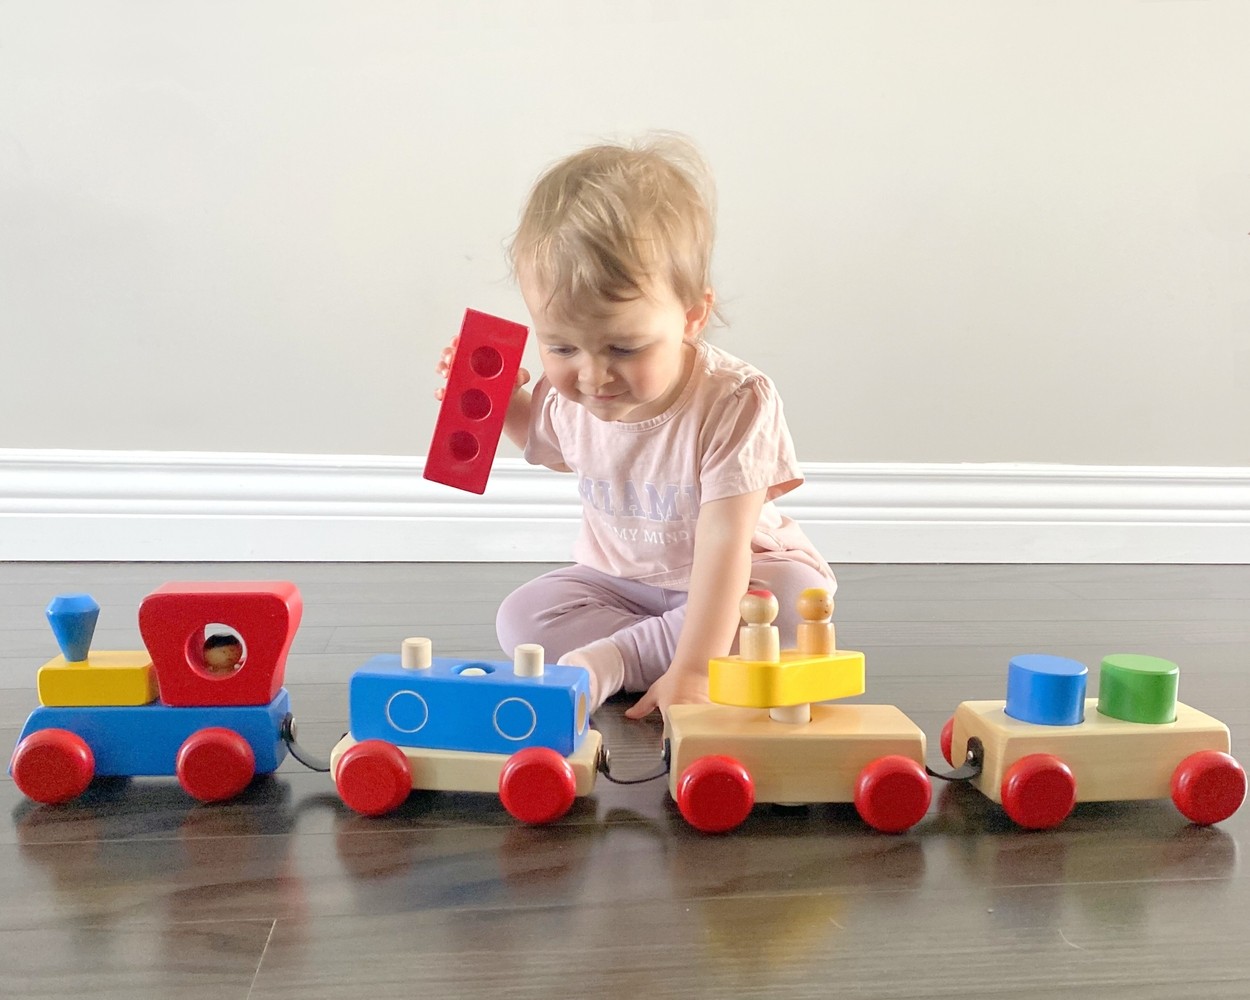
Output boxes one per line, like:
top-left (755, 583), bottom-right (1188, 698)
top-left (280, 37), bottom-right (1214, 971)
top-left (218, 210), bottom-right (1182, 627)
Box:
top-left (2, 562), bottom-right (1248, 998)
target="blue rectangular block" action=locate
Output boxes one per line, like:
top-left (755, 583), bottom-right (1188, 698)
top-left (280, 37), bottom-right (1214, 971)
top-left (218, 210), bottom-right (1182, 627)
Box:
top-left (349, 655), bottom-right (591, 757)
top-left (14, 689), bottom-right (291, 776)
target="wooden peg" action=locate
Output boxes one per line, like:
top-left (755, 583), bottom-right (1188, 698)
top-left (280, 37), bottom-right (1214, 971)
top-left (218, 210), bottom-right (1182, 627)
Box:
top-left (769, 704), bottom-right (812, 725)
top-left (513, 643), bottom-right (545, 677)
top-left (739, 589), bottom-right (780, 662)
top-left (401, 637), bottom-right (432, 670)
top-left (795, 588), bottom-right (836, 656)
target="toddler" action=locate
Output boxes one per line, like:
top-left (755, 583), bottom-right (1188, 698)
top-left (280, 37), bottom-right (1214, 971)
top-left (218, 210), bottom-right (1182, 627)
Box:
top-left (438, 133), bottom-right (835, 719)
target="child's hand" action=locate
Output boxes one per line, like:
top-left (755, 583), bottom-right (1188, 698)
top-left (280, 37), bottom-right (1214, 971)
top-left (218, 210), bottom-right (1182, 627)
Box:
top-left (433, 336), bottom-right (459, 401)
top-left (624, 668), bottom-right (709, 722)
top-left (434, 336), bottom-right (531, 401)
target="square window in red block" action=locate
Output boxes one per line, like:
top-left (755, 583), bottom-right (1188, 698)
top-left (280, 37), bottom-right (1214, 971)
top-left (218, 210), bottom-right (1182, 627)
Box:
top-left (139, 582), bottom-right (303, 707)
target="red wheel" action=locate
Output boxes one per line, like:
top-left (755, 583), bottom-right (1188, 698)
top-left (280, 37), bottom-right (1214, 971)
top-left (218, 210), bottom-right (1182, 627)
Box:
top-left (675, 755), bottom-right (754, 833)
top-left (175, 727), bottom-right (256, 802)
top-left (1171, 750), bottom-right (1247, 826)
top-left (10, 729), bottom-right (95, 804)
top-left (940, 716), bottom-right (956, 767)
top-left (335, 740), bottom-right (411, 816)
top-left (854, 755), bottom-right (932, 833)
top-left (1000, 754), bottom-right (1076, 829)
top-left (499, 747), bottom-right (577, 825)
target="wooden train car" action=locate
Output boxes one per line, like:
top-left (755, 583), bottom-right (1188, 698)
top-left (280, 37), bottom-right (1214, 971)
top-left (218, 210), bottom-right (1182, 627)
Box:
top-left (666, 589), bottom-right (931, 834)
top-left (939, 653), bottom-right (1247, 829)
top-left (330, 637), bottom-right (601, 824)
top-left (10, 583), bottom-right (300, 804)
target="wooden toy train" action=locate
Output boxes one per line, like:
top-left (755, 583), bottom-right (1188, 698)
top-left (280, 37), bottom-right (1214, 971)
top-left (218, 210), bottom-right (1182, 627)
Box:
top-left (9, 581), bottom-right (1246, 835)
top-left (11, 583), bottom-right (299, 805)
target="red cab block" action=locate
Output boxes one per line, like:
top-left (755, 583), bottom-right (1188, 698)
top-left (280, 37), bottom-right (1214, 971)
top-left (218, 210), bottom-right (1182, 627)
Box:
top-left (423, 309), bottom-right (528, 495)
top-left (139, 582), bottom-right (302, 707)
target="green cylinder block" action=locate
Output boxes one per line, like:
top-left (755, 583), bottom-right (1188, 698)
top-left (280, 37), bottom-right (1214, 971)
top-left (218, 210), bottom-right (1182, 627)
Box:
top-left (1096, 654), bottom-right (1179, 725)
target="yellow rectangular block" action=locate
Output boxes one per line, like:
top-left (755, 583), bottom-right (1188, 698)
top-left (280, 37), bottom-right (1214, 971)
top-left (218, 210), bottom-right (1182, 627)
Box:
top-left (951, 698), bottom-right (1231, 804)
top-left (37, 651), bottom-right (158, 707)
top-left (330, 729), bottom-right (602, 796)
top-left (667, 702), bottom-right (925, 804)
top-left (709, 649), bottom-right (865, 708)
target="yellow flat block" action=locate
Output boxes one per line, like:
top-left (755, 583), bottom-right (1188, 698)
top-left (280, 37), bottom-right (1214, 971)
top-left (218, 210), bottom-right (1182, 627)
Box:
top-left (37, 651), bottom-right (158, 707)
top-left (709, 648), bottom-right (865, 708)
top-left (951, 698), bottom-right (1231, 804)
top-left (667, 702), bottom-right (925, 804)
top-left (330, 729), bottom-right (602, 796)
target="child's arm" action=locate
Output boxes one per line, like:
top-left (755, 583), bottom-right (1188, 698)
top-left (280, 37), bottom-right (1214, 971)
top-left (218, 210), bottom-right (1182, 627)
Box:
top-left (504, 382), bottom-right (574, 472)
top-left (501, 381), bottom-right (534, 452)
top-left (624, 487), bottom-right (768, 720)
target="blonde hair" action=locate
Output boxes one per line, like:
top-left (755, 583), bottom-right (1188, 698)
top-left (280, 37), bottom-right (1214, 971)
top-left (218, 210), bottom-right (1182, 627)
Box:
top-left (508, 132), bottom-right (716, 317)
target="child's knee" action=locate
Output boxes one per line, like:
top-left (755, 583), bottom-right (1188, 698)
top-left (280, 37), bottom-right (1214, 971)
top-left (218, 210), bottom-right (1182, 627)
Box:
top-left (495, 586), bottom-right (536, 654)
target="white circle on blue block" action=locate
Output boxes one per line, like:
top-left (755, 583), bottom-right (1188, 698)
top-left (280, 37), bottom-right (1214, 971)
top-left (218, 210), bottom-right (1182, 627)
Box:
top-left (385, 690), bottom-right (430, 733)
top-left (493, 697), bottom-right (537, 741)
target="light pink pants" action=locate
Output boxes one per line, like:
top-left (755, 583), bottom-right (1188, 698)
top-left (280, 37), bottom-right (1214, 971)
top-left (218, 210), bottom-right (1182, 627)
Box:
top-left (496, 556), bottom-right (836, 699)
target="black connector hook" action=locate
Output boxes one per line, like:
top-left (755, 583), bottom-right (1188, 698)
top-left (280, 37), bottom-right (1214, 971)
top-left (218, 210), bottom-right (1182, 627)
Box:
top-left (926, 736), bottom-right (985, 782)
top-left (596, 738), bottom-right (672, 785)
top-left (280, 713), bottom-right (333, 773)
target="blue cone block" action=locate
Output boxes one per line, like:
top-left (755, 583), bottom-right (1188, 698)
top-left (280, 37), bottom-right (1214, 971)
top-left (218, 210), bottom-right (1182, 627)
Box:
top-left (1004, 653), bottom-right (1088, 726)
top-left (46, 593), bottom-right (100, 662)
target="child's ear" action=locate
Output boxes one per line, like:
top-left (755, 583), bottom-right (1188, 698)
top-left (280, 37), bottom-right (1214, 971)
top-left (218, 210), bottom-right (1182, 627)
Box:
top-left (683, 288), bottom-right (714, 339)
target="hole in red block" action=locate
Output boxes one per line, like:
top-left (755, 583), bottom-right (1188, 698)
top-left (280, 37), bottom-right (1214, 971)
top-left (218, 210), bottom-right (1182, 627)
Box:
top-left (201, 624), bottom-right (247, 678)
top-left (460, 388), bottom-right (492, 420)
top-left (470, 346), bottom-right (504, 378)
top-left (449, 431), bottom-right (480, 462)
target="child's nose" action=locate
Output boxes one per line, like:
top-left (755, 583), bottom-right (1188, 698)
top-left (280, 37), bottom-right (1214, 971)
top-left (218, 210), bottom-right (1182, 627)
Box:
top-left (578, 357), bottom-right (610, 388)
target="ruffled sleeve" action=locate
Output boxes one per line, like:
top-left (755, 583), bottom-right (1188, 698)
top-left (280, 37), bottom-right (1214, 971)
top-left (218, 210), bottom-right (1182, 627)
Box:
top-left (698, 374), bottom-right (804, 504)
top-left (523, 375), bottom-right (568, 471)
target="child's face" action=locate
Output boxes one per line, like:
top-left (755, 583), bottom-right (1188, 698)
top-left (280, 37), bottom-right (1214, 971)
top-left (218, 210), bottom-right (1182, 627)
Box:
top-left (522, 276), bottom-right (711, 423)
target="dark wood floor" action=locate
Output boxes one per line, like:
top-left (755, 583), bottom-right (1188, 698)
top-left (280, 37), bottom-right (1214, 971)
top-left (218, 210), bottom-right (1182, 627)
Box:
top-left (3, 562), bottom-right (1249, 999)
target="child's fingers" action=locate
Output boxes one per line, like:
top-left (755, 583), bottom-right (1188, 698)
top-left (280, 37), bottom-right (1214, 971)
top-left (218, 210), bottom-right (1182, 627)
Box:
top-left (435, 337), bottom-right (460, 378)
top-left (515, 366), bottom-right (531, 389)
top-left (624, 692), bottom-right (657, 720)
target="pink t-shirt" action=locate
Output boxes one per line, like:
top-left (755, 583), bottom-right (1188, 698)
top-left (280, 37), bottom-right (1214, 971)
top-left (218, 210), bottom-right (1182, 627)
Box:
top-left (525, 340), bottom-right (833, 590)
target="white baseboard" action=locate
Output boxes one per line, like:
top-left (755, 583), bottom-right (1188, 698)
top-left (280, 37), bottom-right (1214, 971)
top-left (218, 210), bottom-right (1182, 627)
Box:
top-left (2, 449), bottom-right (1249, 563)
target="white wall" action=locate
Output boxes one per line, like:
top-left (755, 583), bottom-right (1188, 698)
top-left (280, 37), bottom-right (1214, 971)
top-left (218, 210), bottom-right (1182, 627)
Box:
top-left (3, 1), bottom-right (1248, 465)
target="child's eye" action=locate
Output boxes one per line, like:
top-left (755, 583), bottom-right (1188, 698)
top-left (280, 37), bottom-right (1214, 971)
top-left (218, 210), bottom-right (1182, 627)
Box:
top-left (546, 346), bottom-right (576, 358)
top-left (610, 346), bottom-right (640, 356)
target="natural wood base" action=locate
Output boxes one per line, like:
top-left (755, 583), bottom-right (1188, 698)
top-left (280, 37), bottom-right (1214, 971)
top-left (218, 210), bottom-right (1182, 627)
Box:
top-left (952, 698), bottom-right (1232, 803)
top-left (330, 729), bottom-right (602, 796)
top-left (667, 702), bottom-right (925, 804)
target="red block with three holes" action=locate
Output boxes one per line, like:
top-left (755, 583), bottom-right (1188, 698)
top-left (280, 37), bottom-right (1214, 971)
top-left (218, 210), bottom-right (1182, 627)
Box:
top-left (139, 581), bottom-right (302, 707)
top-left (423, 308), bottom-right (528, 495)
